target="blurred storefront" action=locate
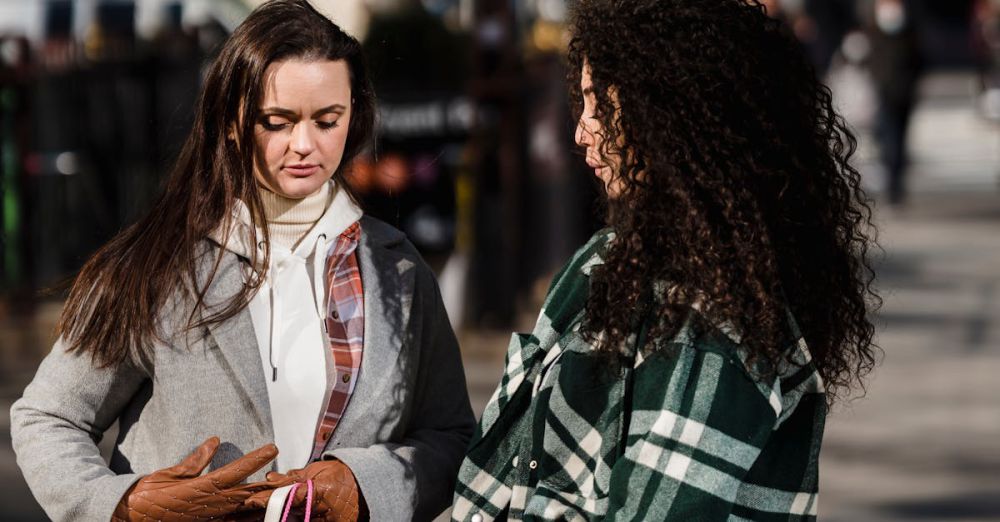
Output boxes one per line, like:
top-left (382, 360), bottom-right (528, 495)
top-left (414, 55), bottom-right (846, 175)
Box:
top-left (0, 0), bottom-right (601, 330)
top-left (0, 1), bottom-right (232, 317)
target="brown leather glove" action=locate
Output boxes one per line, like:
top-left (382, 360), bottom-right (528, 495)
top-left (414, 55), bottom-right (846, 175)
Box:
top-left (111, 436), bottom-right (293, 522)
top-left (246, 459), bottom-right (366, 522)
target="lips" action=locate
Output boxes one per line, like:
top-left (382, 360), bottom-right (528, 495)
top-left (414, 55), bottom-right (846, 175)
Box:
top-left (584, 153), bottom-right (603, 170)
top-left (283, 163), bottom-right (320, 177)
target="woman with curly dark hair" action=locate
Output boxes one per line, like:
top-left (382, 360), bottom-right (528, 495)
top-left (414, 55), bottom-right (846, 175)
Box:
top-left (453, 0), bottom-right (879, 520)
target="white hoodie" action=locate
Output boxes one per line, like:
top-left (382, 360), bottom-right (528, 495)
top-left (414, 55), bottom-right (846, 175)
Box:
top-left (210, 180), bottom-right (363, 471)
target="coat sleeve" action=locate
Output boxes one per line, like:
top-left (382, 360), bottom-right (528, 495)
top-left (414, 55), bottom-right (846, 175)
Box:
top-left (9, 337), bottom-right (149, 521)
top-left (604, 343), bottom-right (779, 521)
top-left (324, 264), bottom-right (476, 522)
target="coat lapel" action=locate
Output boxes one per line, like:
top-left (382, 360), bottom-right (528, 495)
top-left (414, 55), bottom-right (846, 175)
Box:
top-left (196, 216), bottom-right (416, 447)
top-left (200, 250), bottom-right (273, 433)
top-left (334, 217), bottom-right (415, 434)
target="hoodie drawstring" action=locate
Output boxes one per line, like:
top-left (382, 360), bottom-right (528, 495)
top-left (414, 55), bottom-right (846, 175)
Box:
top-left (269, 275), bottom-right (280, 381)
top-left (314, 234), bottom-right (329, 327)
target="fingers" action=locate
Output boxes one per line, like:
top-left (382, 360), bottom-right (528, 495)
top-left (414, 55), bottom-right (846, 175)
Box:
top-left (205, 443), bottom-right (280, 489)
top-left (243, 488), bottom-right (273, 510)
top-left (166, 436), bottom-right (221, 478)
top-left (240, 476), bottom-right (299, 510)
top-left (264, 470), bottom-right (299, 482)
top-left (230, 475), bottom-right (297, 495)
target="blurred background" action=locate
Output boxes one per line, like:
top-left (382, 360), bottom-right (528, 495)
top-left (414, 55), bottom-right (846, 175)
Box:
top-left (0, 0), bottom-right (998, 520)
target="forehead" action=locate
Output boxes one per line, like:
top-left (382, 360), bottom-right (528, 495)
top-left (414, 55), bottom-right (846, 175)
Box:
top-left (261, 59), bottom-right (351, 105)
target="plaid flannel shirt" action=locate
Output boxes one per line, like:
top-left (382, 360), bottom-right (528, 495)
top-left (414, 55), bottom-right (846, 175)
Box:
top-left (311, 221), bottom-right (364, 460)
top-left (453, 230), bottom-right (827, 521)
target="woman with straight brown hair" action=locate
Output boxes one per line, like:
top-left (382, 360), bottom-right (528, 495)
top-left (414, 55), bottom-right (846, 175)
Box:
top-left (11, 1), bottom-right (474, 520)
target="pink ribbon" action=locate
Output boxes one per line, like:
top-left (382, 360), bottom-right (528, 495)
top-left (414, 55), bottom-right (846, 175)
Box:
top-left (280, 479), bottom-right (314, 522)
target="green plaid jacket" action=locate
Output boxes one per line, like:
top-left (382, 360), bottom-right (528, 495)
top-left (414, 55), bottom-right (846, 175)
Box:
top-left (453, 231), bottom-right (827, 521)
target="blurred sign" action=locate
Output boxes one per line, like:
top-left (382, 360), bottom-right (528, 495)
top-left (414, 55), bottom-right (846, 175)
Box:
top-left (378, 97), bottom-right (475, 138)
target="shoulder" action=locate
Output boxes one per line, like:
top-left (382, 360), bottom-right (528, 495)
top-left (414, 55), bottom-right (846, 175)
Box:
top-left (640, 308), bottom-right (824, 425)
top-left (358, 215), bottom-right (425, 267)
top-left (357, 215), bottom-right (440, 291)
top-left (155, 240), bottom-right (244, 336)
top-left (539, 229), bottom-right (614, 317)
top-left (359, 215), bottom-right (408, 248)
top-left (565, 228), bottom-right (614, 279)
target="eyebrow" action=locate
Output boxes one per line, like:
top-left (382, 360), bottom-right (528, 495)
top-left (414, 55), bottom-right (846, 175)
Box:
top-left (260, 104), bottom-right (347, 119)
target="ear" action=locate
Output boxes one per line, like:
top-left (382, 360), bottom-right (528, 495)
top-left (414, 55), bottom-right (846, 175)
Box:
top-left (225, 125), bottom-right (243, 154)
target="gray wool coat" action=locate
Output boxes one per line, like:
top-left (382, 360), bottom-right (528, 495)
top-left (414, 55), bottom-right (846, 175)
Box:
top-left (10, 216), bottom-right (475, 522)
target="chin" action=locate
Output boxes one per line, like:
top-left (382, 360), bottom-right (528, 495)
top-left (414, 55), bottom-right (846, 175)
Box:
top-left (273, 175), bottom-right (330, 199)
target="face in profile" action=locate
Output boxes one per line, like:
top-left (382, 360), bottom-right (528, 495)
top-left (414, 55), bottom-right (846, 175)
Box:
top-left (252, 59), bottom-right (353, 199)
top-left (575, 61), bottom-right (624, 198)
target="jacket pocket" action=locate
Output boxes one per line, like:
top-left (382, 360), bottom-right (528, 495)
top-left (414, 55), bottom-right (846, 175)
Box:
top-left (523, 482), bottom-right (608, 521)
top-left (534, 355), bottom-right (623, 508)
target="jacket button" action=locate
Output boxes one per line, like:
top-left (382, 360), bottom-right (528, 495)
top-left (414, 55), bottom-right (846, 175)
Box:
top-left (529, 460), bottom-right (537, 469)
top-left (512, 456), bottom-right (519, 468)
top-left (332, 310), bottom-right (340, 320)
top-left (342, 373), bottom-right (351, 383)
top-left (471, 514), bottom-right (483, 522)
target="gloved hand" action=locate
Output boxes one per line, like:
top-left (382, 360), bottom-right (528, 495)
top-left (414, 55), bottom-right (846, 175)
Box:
top-left (111, 436), bottom-right (293, 522)
top-left (246, 459), bottom-right (366, 522)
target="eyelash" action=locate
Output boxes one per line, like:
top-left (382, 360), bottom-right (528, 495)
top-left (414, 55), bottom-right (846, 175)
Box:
top-left (260, 120), bottom-right (339, 132)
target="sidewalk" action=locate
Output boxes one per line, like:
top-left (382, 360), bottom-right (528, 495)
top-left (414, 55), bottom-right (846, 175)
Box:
top-left (819, 194), bottom-right (1000, 522)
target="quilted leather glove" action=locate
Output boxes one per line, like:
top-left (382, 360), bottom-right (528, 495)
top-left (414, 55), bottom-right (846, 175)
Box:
top-left (111, 436), bottom-right (293, 522)
top-left (246, 459), bottom-right (366, 521)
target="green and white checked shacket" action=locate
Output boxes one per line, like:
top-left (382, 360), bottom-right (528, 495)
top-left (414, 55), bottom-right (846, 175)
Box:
top-left (453, 230), bottom-right (827, 521)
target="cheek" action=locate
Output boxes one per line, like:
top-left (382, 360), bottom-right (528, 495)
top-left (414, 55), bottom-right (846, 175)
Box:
top-left (321, 128), bottom-right (350, 160)
top-left (267, 137), bottom-right (289, 165)
top-left (254, 132), bottom-right (287, 167)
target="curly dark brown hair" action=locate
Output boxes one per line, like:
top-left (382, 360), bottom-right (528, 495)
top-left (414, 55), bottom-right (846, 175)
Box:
top-left (568, 0), bottom-right (880, 401)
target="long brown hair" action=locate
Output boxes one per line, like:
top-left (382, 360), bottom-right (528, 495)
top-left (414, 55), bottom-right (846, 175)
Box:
top-left (569, 0), bottom-right (879, 401)
top-left (58, 0), bottom-right (376, 368)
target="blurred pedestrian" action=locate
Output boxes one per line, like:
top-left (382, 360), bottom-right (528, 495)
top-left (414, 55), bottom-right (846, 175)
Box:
top-left (760, 0), bottom-right (856, 77)
top-left (803, 0), bottom-right (858, 76)
top-left (453, 0), bottom-right (879, 520)
top-left (9, 1), bottom-right (473, 521)
top-left (866, 0), bottom-right (924, 205)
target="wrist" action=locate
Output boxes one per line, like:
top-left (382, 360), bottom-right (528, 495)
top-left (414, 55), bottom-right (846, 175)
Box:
top-left (111, 482), bottom-right (139, 522)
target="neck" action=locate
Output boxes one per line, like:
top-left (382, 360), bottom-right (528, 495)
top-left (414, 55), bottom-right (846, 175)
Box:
top-left (259, 182), bottom-right (332, 250)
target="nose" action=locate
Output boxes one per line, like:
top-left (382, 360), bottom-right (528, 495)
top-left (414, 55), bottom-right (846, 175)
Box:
top-left (289, 122), bottom-right (316, 156)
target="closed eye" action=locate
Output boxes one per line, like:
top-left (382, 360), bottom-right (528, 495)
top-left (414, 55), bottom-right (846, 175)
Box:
top-left (259, 116), bottom-right (292, 132)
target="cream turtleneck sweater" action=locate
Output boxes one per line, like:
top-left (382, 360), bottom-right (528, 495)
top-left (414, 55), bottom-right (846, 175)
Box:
top-left (258, 182), bottom-right (332, 250)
